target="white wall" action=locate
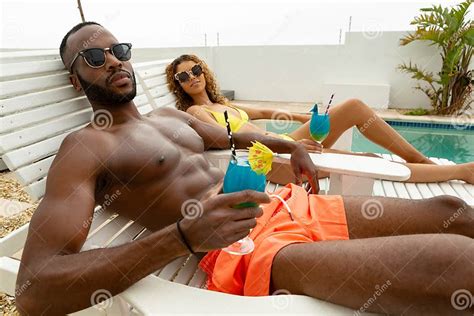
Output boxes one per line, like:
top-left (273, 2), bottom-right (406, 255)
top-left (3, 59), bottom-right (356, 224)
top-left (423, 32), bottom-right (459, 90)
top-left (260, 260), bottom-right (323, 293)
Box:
top-left (134, 31), bottom-right (472, 109)
top-left (210, 31), bottom-right (443, 109)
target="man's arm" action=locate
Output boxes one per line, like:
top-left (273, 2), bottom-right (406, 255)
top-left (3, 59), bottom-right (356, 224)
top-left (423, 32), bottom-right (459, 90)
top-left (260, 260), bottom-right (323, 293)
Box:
top-left (179, 107), bottom-right (299, 153)
top-left (16, 131), bottom-right (189, 315)
top-left (183, 110), bottom-right (319, 192)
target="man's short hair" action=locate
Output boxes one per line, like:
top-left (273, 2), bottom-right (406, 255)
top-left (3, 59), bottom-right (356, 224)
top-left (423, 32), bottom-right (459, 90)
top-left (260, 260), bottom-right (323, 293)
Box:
top-left (59, 21), bottom-right (102, 65)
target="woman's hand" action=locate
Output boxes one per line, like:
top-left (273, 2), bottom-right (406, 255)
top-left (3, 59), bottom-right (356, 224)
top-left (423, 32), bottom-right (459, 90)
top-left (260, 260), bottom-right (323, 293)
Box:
top-left (296, 139), bottom-right (323, 153)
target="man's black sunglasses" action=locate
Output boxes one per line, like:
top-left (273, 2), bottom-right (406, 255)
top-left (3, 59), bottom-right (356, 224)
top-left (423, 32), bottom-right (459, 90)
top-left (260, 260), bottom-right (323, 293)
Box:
top-left (69, 43), bottom-right (132, 73)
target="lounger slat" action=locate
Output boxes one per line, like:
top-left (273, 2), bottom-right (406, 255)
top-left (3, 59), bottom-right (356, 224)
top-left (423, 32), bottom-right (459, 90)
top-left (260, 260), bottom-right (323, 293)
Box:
top-left (429, 157), bottom-right (443, 165)
top-left (386, 154), bottom-right (395, 160)
top-left (438, 182), bottom-right (461, 198)
top-left (137, 64), bottom-right (168, 80)
top-left (466, 184), bottom-right (474, 198)
top-left (103, 220), bottom-right (139, 247)
top-left (389, 154), bottom-right (406, 163)
top-left (415, 183), bottom-right (435, 199)
top-left (136, 84), bottom-right (144, 95)
top-left (138, 104), bottom-right (153, 114)
top-left (0, 85), bottom-right (82, 116)
top-left (134, 93), bottom-right (149, 106)
top-left (381, 154), bottom-right (393, 161)
top-left (0, 59), bottom-right (65, 79)
top-left (160, 100), bottom-right (177, 108)
top-left (265, 181), bottom-right (278, 193)
top-left (148, 84), bottom-right (170, 99)
top-left (13, 156), bottom-right (54, 185)
top-left (427, 183), bottom-right (445, 196)
top-left (188, 267), bottom-right (208, 288)
top-left (392, 182), bottom-right (411, 199)
top-left (24, 177), bottom-right (47, 201)
top-left (157, 256), bottom-right (188, 281)
top-left (0, 159), bottom-right (7, 170)
top-left (0, 110), bottom-right (90, 153)
top-left (449, 183), bottom-right (473, 205)
top-left (372, 180), bottom-right (385, 197)
top-left (83, 215), bottom-right (130, 249)
top-left (381, 180), bottom-right (398, 198)
top-left (143, 74), bottom-right (167, 89)
top-left (132, 228), bottom-right (149, 241)
top-left (0, 49), bottom-right (58, 60)
top-left (0, 72), bottom-right (69, 99)
top-left (0, 97), bottom-right (89, 134)
top-left (105, 221), bottom-right (147, 247)
top-left (2, 132), bottom-right (68, 170)
top-left (154, 93), bottom-right (176, 108)
top-left (438, 158), bottom-right (454, 165)
top-left (318, 178), bottom-right (328, 194)
top-left (173, 255), bottom-right (200, 285)
top-left (404, 183), bottom-right (423, 199)
top-left (87, 210), bottom-right (118, 236)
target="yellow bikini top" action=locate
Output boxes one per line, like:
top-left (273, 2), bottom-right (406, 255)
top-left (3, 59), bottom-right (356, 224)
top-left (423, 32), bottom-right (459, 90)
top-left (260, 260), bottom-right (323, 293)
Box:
top-left (203, 104), bottom-right (249, 132)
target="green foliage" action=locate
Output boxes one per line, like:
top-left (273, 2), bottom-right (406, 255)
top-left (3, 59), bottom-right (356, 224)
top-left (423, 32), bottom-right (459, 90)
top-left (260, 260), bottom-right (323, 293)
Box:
top-left (399, 0), bottom-right (473, 114)
top-left (404, 108), bottom-right (431, 116)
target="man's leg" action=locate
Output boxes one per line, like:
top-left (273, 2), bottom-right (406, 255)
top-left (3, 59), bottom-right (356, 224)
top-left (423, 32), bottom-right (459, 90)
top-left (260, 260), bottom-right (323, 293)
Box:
top-left (272, 234), bottom-right (473, 315)
top-left (343, 195), bottom-right (473, 239)
top-left (271, 196), bottom-right (474, 315)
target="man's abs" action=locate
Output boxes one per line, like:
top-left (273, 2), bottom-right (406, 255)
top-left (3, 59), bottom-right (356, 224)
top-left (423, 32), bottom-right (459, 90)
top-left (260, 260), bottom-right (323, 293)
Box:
top-left (95, 151), bottom-right (224, 231)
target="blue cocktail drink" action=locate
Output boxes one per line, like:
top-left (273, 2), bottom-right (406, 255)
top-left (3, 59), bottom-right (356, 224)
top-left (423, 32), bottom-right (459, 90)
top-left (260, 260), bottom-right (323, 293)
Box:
top-left (222, 155), bottom-right (266, 255)
top-left (309, 104), bottom-right (331, 142)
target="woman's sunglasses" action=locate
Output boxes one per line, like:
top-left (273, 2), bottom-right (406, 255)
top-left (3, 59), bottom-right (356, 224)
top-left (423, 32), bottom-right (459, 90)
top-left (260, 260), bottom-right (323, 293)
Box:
top-left (174, 64), bottom-right (203, 83)
top-left (69, 43), bottom-right (132, 73)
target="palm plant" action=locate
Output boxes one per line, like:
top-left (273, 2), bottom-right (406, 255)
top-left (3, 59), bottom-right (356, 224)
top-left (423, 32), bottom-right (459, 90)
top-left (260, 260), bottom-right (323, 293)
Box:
top-left (399, 0), bottom-right (473, 115)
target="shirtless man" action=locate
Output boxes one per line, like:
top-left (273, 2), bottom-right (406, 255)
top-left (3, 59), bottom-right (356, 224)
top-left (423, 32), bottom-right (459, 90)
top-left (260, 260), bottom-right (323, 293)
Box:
top-left (16, 22), bottom-right (473, 315)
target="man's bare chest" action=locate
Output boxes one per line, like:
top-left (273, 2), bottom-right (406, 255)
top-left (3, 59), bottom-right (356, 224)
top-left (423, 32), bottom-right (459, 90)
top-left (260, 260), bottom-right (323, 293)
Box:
top-left (98, 116), bottom-right (205, 186)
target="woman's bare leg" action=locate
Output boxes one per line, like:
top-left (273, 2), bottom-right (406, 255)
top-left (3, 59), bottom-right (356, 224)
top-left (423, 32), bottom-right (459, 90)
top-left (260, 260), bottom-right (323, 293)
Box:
top-left (288, 98), bottom-right (434, 164)
top-left (405, 161), bottom-right (474, 184)
top-left (271, 195), bottom-right (474, 315)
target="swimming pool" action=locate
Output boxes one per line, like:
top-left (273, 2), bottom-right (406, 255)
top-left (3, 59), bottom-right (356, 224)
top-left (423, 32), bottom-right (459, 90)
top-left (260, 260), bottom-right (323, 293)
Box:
top-left (265, 120), bottom-right (474, 164)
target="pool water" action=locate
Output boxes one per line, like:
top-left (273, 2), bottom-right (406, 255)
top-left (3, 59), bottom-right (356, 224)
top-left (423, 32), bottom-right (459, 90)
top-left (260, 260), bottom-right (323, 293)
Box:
top-left (266, 122), bottom-right (474, 164)
top-left (352, 127), bottom-right (473, 164)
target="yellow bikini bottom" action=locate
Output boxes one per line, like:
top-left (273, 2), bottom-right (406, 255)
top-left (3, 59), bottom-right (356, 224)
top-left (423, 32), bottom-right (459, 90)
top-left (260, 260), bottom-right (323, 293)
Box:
top-left (279, 133), bottom-right (295, 142)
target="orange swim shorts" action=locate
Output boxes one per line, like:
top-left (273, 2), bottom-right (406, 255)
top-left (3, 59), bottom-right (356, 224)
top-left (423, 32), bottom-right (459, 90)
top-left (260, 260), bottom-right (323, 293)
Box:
top-left (199, 183), bottom-right (350, 296)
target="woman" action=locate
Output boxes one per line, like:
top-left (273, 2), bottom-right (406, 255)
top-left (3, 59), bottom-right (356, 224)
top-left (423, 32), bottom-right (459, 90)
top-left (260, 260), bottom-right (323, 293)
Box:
top-left (166, 54), bottom-right (474, 184)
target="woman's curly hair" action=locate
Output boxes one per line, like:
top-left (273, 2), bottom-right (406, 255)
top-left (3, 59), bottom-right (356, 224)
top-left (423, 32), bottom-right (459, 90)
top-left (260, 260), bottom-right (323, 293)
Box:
top-left (166, 54), bottom-right (228, 112)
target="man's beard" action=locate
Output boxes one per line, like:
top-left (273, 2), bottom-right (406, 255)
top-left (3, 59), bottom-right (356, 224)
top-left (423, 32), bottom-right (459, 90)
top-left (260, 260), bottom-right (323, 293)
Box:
top-left (77, 71), bottom-right (137, 105)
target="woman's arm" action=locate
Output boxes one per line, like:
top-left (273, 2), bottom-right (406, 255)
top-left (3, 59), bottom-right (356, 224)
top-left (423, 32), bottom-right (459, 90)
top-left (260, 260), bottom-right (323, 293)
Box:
top-left (236, 104), bottom-right (311, 123)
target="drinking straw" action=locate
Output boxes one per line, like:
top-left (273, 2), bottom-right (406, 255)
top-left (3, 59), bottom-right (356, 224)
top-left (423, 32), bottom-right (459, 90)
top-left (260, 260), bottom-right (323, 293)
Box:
top-left (223, 111), bottom-right (237, 161)
top-left (324, 93), bottom-right (335, 115)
